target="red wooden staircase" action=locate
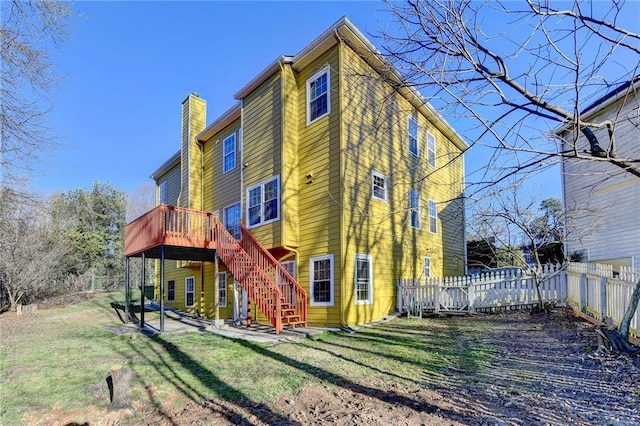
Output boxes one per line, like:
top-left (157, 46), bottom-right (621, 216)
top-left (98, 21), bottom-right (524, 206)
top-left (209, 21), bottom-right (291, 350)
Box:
top-left (213, 217), bottom-right (307, 333)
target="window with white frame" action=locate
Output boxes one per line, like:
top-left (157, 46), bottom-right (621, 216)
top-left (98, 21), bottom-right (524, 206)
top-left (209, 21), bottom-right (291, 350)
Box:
top-left (247, 176), bottom-right (279, 227)
top-left (281, 260), bottom-right (296, 279)
top-left (217, 272), bottom-right (227, 308)
top-left (427, 131), bottom-right (436, 168)
top-left (185, 277), bottom-right (195, 307)
top-left (307, 67), bottom-right (330, 124)
top-left (424, 257), bottom-right (431, 279)
top-left (355, 254), bottom-right (373, 304)
top-left (372, 170), bottom-right (387, 201)
top-left (167, 280), bottom-right (175, 301)
top-left (310, 255), bottom-right (333, 306)
top-left (429, 199), bottom-right (438, 234)
top-left (159, 181), bottom-right (168, 204)
top-left (409, 189), bottom-right (421, 229)
top-left (408, 116), bottom-right (419, 156)
top-left (223, 133), bottom-right (236, 173)
top-left (223, 203), bottom-right (241, 239)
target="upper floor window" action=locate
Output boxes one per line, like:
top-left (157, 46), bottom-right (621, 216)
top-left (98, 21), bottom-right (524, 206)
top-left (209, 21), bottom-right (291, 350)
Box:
top-left (223, 203), bottom-right (241, 239)
top-left (408, 116), bottom-right (419, 157)
top-left (159, 181), bottom-right (168, 204)
top-left (427, 131), bottom-right (436, 168)
top-left (409, 189), bottom-right (421, 229)
top-left (428, 199), bottom-right (438, 234)
top-left (307, 67), bottom-right (330, 125)
top-left (223, 133), bottom-right (236, 173)
top-left (310, 255), bottom-right (333, 306)
top-left (247, 176), bottom-right (280, 228)
top-left (355, 253), bottom-right (373, 305)
top-left (372, 170), bottom-right (387, 201)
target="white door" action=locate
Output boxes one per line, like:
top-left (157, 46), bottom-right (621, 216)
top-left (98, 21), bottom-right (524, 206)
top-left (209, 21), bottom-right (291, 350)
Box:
top-left (233, 280), bottom-right (247, 320)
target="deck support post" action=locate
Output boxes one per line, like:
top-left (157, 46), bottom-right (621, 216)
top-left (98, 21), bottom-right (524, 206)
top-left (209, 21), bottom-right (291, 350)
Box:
top-left (214, 254), bottom-right (220, 323)
top-left (160, 245), bottom-right (165, 333)
top-left (125, 257), bottom-right (130, 323)
top-left (140, 252), bottom-right (145, 330)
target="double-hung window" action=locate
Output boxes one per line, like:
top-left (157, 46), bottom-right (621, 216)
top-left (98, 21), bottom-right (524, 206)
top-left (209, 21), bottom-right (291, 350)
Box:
top-left (281, 260), bottom-right (296, 279)
top-left (217, 272), bottom-right (227, 307)
top-left (355, 254), bottom-right (373, 304)
top-left (223, 203), bottom-right (241, 239)
top-left (167, 280), bottom-right (175, 301)
top-left (408, 116), bottom-right (419, 156)
top-left (159, 181), bottom-right (168, 204)
top-left (310, 255), bottom-right (333, 306)
top-left (185, 277), bottom-right (195, 307)
top-left (427, 131), bottom-right (436, 168)
top-left (223, 133), bottom-right (236, 173)
top-left (428, 199), bottom-right (438, 234)
top-left (307, 67), bottom-right (330, 124)
top-left (424, 257), bottom-right (431, 279)
top-left (372, 170), bottom-right (387, 201)
top-left (247, 176), bottom-right (280, 227)
top-left (409, 189), bottom-right (421, 229)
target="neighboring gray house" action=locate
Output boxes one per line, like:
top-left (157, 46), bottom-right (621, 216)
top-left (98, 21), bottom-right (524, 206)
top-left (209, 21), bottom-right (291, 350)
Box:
top-left (560, 78), bottom-right (640, 271)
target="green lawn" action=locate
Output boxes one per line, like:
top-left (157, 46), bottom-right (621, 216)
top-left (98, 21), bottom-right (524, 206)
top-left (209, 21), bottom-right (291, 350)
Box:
top-left (0, 291), bottom-right (495, 424)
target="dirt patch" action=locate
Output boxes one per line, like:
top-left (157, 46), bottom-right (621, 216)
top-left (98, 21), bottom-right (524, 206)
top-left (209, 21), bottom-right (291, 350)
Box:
top-left (15, 307), bottom-right (640, 425)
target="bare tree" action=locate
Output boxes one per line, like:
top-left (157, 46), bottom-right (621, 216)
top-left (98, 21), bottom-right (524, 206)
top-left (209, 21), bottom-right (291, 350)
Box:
top-left (0, 0), bottom-right (74, 186)
top-left (126, 182), bottom-right (156, 223)
top-left (380, 0), bottom-right (640, 194)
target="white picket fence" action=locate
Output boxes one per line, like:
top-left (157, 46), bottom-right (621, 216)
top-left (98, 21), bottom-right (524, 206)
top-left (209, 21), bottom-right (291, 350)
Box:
top-left (397, 262), bottom-right (640, 337)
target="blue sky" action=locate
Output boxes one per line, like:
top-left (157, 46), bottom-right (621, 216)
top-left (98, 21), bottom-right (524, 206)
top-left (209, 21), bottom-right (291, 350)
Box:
top-left (35, 1), bottom-right (392, 195)
top-left (31, 1), bottom-right (637, 200)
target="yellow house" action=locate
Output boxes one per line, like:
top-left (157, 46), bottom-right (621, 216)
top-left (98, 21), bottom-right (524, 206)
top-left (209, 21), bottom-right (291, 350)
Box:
top-left (124, 17), bottom-right (468, 332)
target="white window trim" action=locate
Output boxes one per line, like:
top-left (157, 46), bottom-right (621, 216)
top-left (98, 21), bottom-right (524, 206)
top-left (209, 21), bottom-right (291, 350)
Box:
top-left (159, 181), bottom-right (168, 204)
top-left (223, 133), bottom-right (236, 174)
top-left (306, 66), bottom-right (331, 125)
top-left (246, 175), bottom-right (280, 229)
top-left (310, 254), bottom-right (334, 307)
top-left (408, 116), bottom-right (419, 157)
top-left (167, 280), bottom-right (175, 302)
top-left (371, 170), bottom-right (388, 202)
top-left (427, 131), bottom-right (436, 168)
top-left (185, 276), bottom-right (195, 308)
top-left (410, 189), bottom-right (421, 229)
top-left (223, 202), bottom-right (241, 239)
top-left (281, 260), bottom-right (296, 280)
top-left (429, 199), bottom-right (438, 234)
top-left (355, 253), bottom-right (373, 305)
top-left (217, 272), bottom-right (227, 308)
top-left (424, 257), bottom-right (431, 279)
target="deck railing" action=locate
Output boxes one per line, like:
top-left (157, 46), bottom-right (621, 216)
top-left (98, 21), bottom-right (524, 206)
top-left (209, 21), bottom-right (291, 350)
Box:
top-left (124, 205), bottom-right (215, 256)
top-left (240, 224), bottom-right (307, 327)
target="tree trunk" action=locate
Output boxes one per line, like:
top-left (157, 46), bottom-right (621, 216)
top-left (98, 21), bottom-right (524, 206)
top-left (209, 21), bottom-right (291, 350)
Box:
top-left (107, 364), bottom-right (134, 411)
top-left (619, 277), bottom-right (640, 340)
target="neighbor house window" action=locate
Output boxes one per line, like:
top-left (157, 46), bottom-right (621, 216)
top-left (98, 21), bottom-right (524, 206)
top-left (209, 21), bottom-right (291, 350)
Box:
top-left (307, 67), bottom-right (330, 124)
top-left (247, 176), bottom-right (279, 227)
top-left (159, 181), bottom-right (168, 204)
top-left (409, 189), bottom-right (421, 229)
top-left (427, 131), bottom-right (436, 168)
top-left (429, 200), bottom-right (438, 234)
top-left (355, 254), bottom-right (373, 304)
top-left (424, 257), bottom-right (431, 279)
top-left (223, 203), bottom-right (241, 239)
top-left (372, 170), bottom-right (387, 201)
top-left (408, 116), bottom-right (419, 156)
top-left (217, 272), bottom-right (227, 308)
top-left (281, 260), bottom-right (296, 279)
top-left (185, 277), bottom-right (195, 307)
top-left (167, 280), bottom-right (175, 301)
top-left (310, 255), bottom-right (333, 306)
top-left (223, 133), bottom-right (236, 173)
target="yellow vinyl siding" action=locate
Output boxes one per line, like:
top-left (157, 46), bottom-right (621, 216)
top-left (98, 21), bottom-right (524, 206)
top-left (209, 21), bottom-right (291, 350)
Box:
top-left (339, 43), bottom-right (465, 325)
top-left (242, 73), bottom-right (283, 247)
top-left (156, 163), bottom-right (181, 206)
top-left (297, 47), bottom-right (342, 326)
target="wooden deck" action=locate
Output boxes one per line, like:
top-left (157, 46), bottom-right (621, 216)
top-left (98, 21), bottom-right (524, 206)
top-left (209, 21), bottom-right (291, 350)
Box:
top-left (124, 205), bottom-right (217, 259)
